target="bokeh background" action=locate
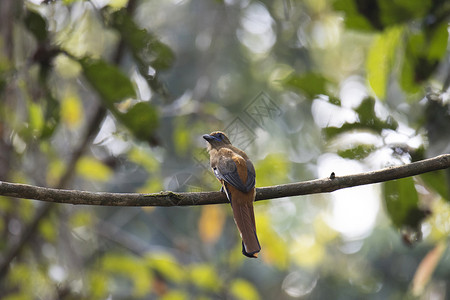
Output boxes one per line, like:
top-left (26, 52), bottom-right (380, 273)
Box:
top-left (1, 0), bottom-right (450, 299)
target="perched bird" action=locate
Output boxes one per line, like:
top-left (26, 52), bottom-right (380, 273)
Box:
top-left (203, 131), bottom-right (261, 258)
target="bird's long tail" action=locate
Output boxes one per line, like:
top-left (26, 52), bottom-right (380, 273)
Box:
top-left (224, 184), bottom-right (261, 258)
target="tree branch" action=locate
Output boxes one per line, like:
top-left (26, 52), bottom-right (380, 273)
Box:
top-left (0, 154), bottom-right (449, 206)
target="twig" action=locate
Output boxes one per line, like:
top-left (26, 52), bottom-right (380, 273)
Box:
top-left (0, 154), bottom-right (448, 207)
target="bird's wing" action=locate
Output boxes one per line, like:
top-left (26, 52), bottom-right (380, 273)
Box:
top-left (214, 150), bottom-right (255, 193)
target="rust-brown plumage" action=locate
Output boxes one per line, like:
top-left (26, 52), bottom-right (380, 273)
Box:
top-left (203, 131), bottom-right (260, 258)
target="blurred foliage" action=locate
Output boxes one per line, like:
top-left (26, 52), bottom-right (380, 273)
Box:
top-left (384, 177), bottom-right (425, 230)
top-left (1, 0), bottom-right (450, 299)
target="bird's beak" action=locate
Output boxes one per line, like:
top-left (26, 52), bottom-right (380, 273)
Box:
top-left (203, 134), bottom-right (213, 142)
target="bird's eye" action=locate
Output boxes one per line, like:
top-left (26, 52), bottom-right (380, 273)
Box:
top-left (217, 133), bottom-right (223, 139)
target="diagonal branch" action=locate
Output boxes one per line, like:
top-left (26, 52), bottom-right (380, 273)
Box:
top-left (0, 154), bottom-right (449, 206)
top-left (0, 106), bottom-right (107, 281)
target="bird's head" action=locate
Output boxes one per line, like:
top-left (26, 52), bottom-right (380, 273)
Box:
top-left (202, 131), bottom-right (231, 149)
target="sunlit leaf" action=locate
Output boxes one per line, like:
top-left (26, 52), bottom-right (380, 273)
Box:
top-left (256, 212), bottom-right (288, 269)
top-left (108, 0), bottom-right (129, 9)
top-left (28, 101), bottom-right (44, 135)
top-left (54, 54), bottom-right (82, 79)
top-left (61, 94), bottom-right (83, 129)
top-left (283, 73), bottom-right (329, 99)
top-left (0, 196), bottom-right (13, 214)
top-left (198, 205), bottom-right (225, 244)
top-left (428, 200), bottom-right (450, 240)
top-left (62, 0), bottom-right (81, 4)
top-left (313, 214), bottom-right (338, 244)
top-left (145, 253), bottom-right (185, 284)
top-left (367, 26), bottom-right (403, 99)
top-left (102, 254), bottom-right (152, 297)
top-left (230, 278), bottom-right (260, 300)
top-left (189, 264), bottom-right (221, 292)
top-left (88, 271), bottom-right (108, 299)
top-left (7, 263), bottom-right (52, 299)
top-left (76, 157), bottom-right (112, 182)
top-left (8, 263), bottom-right (33, 294)
top-left (39, 218), bottom-right (57, 242)
top-left (160, 290), bottom-right (189, 300)
top-left (255, 153), bottom-right (289, 187)
top-left (173, 125), bottom-right (191, 156)
top-left (291, 234), bottom-right (325, 268)
top-left (69, 210), bottom-right (94, 228)
top-left (427, 22), bottom-right (449, 60)
top-left (46, 159), bottom-right (65, 186)
top-left (128, 147), bottom-right (160, 172)
top-left (137, 178), bottom-right (163, 194)
top-left (384, 177), bottom-right (426, 229)
top-left (411, 241), bottom-right (446, 296)
top-left (17, 198), bottom-right (34, 222)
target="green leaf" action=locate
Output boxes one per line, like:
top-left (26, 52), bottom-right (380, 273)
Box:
top-left (110, 9), bottom-right (175, 71)
top-left (119, 102), bottom-right (159, 142)
top-left (400, 53), bottom-right (421, 94)
top-left (230, 279), bottom-right (260, 300)
top-left (80, 58), bottom-right (159, 142)
top-left (333, 0), bottom-right (378, 31)
top-left (357, 97), bottom-right (398, 129)
top-left (69, 210), bottom-right (94, 228)
top-left (128, 148), bottom-right (160, 172)
top-left (145, 253), bottom-right (186, 284)
top-left (88, 271), bottom-right (108, 299)
top-left (173, 122), bottom-right (191, 156)
top-left (102, 254), bottom-right (153, 297)
top-left (24, 11), bottom-right (48, 42)
top-left (337, 144), bottom-right (376, 159)
top-left (76, 157), bottom-right (112, 182)
top-left (28, 101), bottom-right (44, 134)
top-left (378, 0), bottom-right (431, 27)
top-left (334, 0), bottom-right (432, 30)
top-left (324, 97), bottom-right (398, 139)
top-left (189, 264), bottom-right (221, 292)
top-left (367, 26), bottom-right (403, 99)
top-left (324, 122), bottom-right (374, 139)
top-left (80, 58), bottom-right (136, 106)
top-left (255, 153), bottom-right (289, 186)
top-left (420, 170), bottom-right (449, 202)
top-left (39, 218), bottom-right (57, 242)
top-left (400, 22), bottom-right (448, 94)
top-left (384, 177), bottom-right (426, 229)
top-left (427, 22), bottom-right (449, 61)
top-left (328, 96), bottom-right (342, 106)
top-left (161, 290), bottom-right (189, 300)
top-left (40, 95), bottom-right (60, 140)
top-left (284, 73), bottom-right (329, 98)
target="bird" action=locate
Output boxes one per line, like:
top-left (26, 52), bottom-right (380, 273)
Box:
top-left (203, 131), bottom-right (261, 258)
